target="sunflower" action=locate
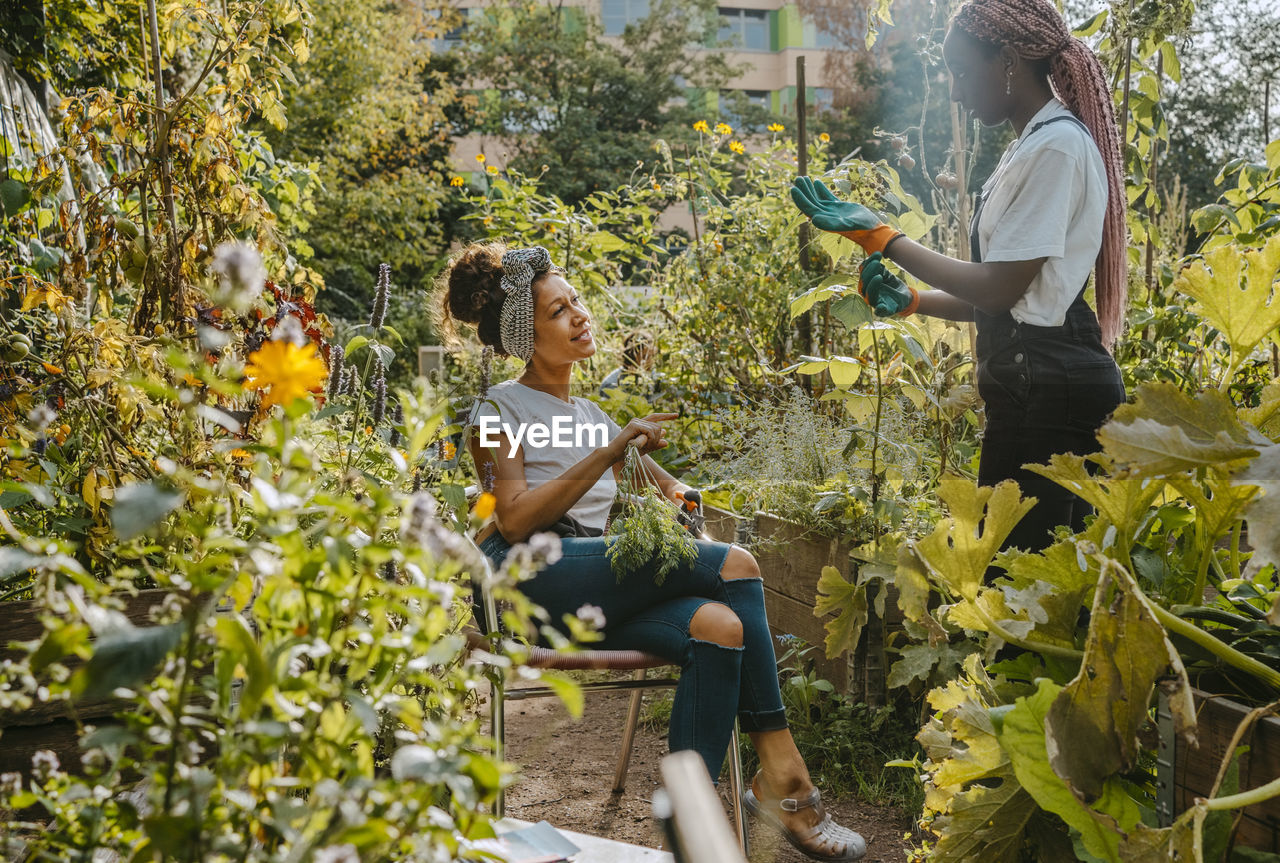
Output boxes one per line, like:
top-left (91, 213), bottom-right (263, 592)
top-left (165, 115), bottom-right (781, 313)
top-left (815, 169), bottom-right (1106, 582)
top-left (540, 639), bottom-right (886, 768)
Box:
top-left (729, 140), bottom-right (745, 155)
top-left (244, 340), bottom-right (329, 409)
top-left (450, 176), bottom-right (465, 187)
top-left (767, 123), bottom-right (784, 133)
top-left (692, 120), bottom-right (710, 134)
top-left (714, 122), bottom-right (732, 135)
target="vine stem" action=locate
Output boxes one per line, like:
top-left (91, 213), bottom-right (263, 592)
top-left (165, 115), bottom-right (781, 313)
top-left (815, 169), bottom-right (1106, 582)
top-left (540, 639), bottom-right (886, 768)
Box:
top-left (1199, 774), bottom-right (1280, 811)
top-left (1151, 603), bottom-right (1280, 690)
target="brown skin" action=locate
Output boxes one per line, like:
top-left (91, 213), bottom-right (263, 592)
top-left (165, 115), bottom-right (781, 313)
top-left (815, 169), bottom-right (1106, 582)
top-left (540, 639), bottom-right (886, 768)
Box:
top-left (886, 27), bottom-right (1058, 320)
top-left (470, 273), bottom-right (849, 852)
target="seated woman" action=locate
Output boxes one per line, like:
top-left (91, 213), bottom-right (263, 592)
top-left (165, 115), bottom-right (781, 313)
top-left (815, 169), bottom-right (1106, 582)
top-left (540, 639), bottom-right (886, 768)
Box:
top-left (439, 243), bottom-right (865, 863)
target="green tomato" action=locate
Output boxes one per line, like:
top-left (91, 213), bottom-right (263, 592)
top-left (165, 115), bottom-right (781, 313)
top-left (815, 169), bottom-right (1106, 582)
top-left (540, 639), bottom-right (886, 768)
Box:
top-left (0, 335), bottom-right (31, 362)
top-left (114, 217), bottom-right (140, 239)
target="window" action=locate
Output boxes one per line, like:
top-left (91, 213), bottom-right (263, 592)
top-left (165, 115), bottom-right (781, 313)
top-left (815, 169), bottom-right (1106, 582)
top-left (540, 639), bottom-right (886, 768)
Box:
top-left (718, 7), bottom-right (769, 51)
top-left (601, 0), bottom-right (650, 36)
top-left (802, 19), bottom-right (840, 50)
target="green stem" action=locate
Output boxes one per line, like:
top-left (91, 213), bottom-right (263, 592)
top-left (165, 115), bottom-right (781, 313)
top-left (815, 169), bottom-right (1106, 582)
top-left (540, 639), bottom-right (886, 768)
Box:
top-left (1201, 774), bottom-right (1280, 811)
top-left (1152, 603), bottom-right (1280, 690)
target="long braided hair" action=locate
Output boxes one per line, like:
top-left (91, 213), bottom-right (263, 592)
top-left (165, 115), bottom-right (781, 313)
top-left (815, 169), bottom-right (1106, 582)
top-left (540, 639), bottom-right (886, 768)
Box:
top-left (952, 0), bottom-right (1127, 348)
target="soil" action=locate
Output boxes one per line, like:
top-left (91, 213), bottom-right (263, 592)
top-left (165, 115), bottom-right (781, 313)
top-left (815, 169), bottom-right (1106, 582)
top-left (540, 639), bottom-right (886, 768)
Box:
top-left (499, 679), bottom-right (916, 863)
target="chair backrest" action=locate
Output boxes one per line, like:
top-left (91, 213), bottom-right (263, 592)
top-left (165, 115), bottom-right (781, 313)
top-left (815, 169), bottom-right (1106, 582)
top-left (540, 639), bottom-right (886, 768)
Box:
top-left (653, 751), bottom-right (749, 863)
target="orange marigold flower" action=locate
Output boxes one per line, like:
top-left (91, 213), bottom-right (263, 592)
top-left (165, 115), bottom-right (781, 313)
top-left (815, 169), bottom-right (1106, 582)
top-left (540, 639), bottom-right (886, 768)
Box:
top-left (818, 132), bottom-right (830, 143)
top-left (442, 440), bottom-right (457, 460)
top-left (244, 340), bottom-right (328, 409)
top-left (450, 176), bottom-right (465, 187)
top-left (473, 492), bottom-right (496, 520)
top-left (692, 120), bottom-right (710, 133)
top-left (767, 123), bottom-right (784, 133)
top-left (729, 140), bottom-right (745, 154)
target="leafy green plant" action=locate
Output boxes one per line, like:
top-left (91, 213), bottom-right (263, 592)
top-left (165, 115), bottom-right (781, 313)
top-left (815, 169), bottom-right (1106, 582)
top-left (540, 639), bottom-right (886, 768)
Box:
top-left (606, 443), bottom-right (696, 584)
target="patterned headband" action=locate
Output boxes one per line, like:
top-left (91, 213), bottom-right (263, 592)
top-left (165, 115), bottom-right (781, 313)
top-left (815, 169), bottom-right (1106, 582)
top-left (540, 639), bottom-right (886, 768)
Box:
top-left (498, 246), bottom-right (552, 362)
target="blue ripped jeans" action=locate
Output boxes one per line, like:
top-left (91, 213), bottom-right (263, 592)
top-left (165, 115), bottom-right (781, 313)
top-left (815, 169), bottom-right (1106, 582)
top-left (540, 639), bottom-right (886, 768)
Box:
top-left (479, 533), bottom-right (788, 779)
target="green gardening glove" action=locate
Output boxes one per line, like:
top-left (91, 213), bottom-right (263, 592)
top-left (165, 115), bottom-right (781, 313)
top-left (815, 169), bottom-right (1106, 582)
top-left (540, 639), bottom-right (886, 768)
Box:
top-left (790, 177), bottom-right (904, 255)
top-left (858, 252), bottom-right (919, 317)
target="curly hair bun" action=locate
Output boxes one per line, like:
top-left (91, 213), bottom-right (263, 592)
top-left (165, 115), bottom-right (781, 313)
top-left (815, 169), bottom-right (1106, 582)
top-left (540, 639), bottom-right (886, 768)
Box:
top-left (439, 242), bottom-right (510, 353)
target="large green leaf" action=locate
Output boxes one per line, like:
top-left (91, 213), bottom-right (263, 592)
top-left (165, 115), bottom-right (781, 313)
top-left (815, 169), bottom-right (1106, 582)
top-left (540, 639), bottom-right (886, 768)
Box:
top-left (1027, 453), bottom-right (1166, 539)
top-left (74, 622), bottom-right (187, 700)
top-left (110, 481), bottom-right (184, 540)
top-left (815, 565), bottom-right (867, 659)
top-left (913, 477), bottom-right (1037, 602)
top-left (917, 656), bottom-right (1043, 863)
top-left (1044, 564), bottom-right (1195, 803)
top-left (1098, 384), bottom-right (1262, 476)
top-left (1176, 235), bottom-right (1280, 360)
top-left (998, 679), bottom-right (1144, 863)
top-left (214, 615), bottom-right (269, 717)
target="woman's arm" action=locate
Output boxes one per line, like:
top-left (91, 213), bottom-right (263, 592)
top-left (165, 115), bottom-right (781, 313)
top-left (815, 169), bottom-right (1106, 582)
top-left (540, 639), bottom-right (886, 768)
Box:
top-left (469, 412), bottom-right (677, 543)
top-left (886, 237), bottom-right (1046, 316)
top-left (470, 433), bottom-right (619, 544)
top-left (638, 455), bottom-right (692, 504)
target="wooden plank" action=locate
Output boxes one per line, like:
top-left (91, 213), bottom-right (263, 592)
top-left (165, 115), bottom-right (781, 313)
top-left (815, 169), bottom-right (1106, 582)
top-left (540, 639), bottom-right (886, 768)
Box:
top-left (1174, 692), bottom-right (1280, 851)
top-left (1, 590), bottom-right (177, 728)
top-left (701, 505), bottom-right (742, 545)
top-left (753, 512), bottom-right (852, 602)
top-left (762, 587), bottom-right (848, 691)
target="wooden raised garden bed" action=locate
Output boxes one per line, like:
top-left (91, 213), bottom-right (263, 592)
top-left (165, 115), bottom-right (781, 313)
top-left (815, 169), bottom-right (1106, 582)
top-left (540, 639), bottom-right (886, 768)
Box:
top-left (0, 589), bottom-right (173, 779)
top-left (702, 506), bottom-right (902, 705)
top-left (1160, 689), bottom-right (1280, 851)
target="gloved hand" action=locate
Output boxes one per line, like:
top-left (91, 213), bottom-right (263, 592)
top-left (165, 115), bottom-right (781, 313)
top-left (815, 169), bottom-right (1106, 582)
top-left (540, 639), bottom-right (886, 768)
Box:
top-left (859, 252), bottom-right (919, 317)
top-left (790, 177), bottom-right (904, 255)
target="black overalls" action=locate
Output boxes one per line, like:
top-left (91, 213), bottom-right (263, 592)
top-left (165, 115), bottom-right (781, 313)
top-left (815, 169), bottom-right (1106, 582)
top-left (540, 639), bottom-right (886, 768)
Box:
top-left (970, 115), bottom-right (1126, 554)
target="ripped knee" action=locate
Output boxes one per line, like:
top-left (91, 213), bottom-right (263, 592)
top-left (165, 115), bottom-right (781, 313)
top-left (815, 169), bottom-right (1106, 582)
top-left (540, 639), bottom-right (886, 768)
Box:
top-left (689, 602), bottom-right (743, 648)
top-left (720, 545), bottom-right (761, 581)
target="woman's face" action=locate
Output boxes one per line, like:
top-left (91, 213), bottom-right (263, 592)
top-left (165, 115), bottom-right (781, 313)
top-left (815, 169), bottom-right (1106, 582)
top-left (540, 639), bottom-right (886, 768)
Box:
top-left (530, 273), bottom-right (595, 364)
top-left (943, 29), bottom-right (1010, 127)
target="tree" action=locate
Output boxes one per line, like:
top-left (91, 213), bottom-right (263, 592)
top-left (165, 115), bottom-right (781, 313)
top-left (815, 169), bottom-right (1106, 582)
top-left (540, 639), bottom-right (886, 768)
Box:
top-left (461, 0), bottom-right (739, 203)
top-left (266, 0), bottom-right (467, 321)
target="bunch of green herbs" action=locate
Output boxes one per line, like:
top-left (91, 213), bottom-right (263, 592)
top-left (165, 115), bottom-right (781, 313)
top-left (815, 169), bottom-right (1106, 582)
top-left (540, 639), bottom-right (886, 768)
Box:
top-left (606, 443), bottom-right (697, 584)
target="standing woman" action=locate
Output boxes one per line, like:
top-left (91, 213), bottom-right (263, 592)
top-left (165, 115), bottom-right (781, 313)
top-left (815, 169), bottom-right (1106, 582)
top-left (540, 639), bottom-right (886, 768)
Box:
top-left (791, 0), bottom-right (1127, 553)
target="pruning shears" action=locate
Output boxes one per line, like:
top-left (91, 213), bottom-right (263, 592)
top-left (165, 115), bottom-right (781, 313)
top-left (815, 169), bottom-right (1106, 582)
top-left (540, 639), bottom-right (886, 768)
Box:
top-left (674, 489), bottom-right (706, 537)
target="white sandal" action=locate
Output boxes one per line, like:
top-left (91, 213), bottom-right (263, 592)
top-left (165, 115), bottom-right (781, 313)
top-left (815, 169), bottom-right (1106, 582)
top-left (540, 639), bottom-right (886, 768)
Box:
top-left (742, 774), bottom-right (866, 862)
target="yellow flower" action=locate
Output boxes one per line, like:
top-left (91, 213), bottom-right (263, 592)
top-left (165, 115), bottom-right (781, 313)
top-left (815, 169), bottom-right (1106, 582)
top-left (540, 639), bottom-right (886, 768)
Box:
top-left (244, 340), bottom-right (328, 409)
top-left (693, 120), bottom-right (710, 134)
top-left (442, 440), bottom-right (457, 460)
top-left (450, 176), bottom-right (465, 187)
top-left (729, 140), bottom-right (745, 155)
top-left (486, 164), bottom-right (499, 175)
top-left (714, 122), bottom-right (732, 135)
top-left (473, 492), bottom-right (496, 520)
top-left (652, 182), bottom-right (662, 191)
top-left (818, 132), bottom-right (830, 143)
top-left (475, 153), bottom-right (486, 163)
top-left (767, 123), bottom-right (784, 133)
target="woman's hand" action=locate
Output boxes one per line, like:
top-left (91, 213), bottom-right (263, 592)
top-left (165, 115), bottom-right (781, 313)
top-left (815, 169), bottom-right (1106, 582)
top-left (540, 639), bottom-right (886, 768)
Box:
top-left (859, 252), bottom-right (920, 317)
top-left (790, 177), bottom-right (903, 255)
top-left (607, 413), bottom-right (678, 461)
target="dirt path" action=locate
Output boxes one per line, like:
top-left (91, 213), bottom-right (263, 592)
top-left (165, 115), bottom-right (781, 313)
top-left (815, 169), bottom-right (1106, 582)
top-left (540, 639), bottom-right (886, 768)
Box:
top-left (500, 683), bottom-right (915, 863)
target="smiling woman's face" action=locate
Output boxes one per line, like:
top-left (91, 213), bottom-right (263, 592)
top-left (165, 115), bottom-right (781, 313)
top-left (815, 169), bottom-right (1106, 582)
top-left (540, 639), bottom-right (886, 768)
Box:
top-left (531, 273), bottom-right (595, 364)
top-left (943, 28), bottom-right (1009, 127)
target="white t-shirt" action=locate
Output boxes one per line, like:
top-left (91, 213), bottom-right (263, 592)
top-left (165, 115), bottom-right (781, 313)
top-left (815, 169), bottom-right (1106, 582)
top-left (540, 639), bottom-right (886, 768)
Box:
top-left (975, 98), bottom-right (1108, 327)
top-left (470, 379), bottom-right (622, 532)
